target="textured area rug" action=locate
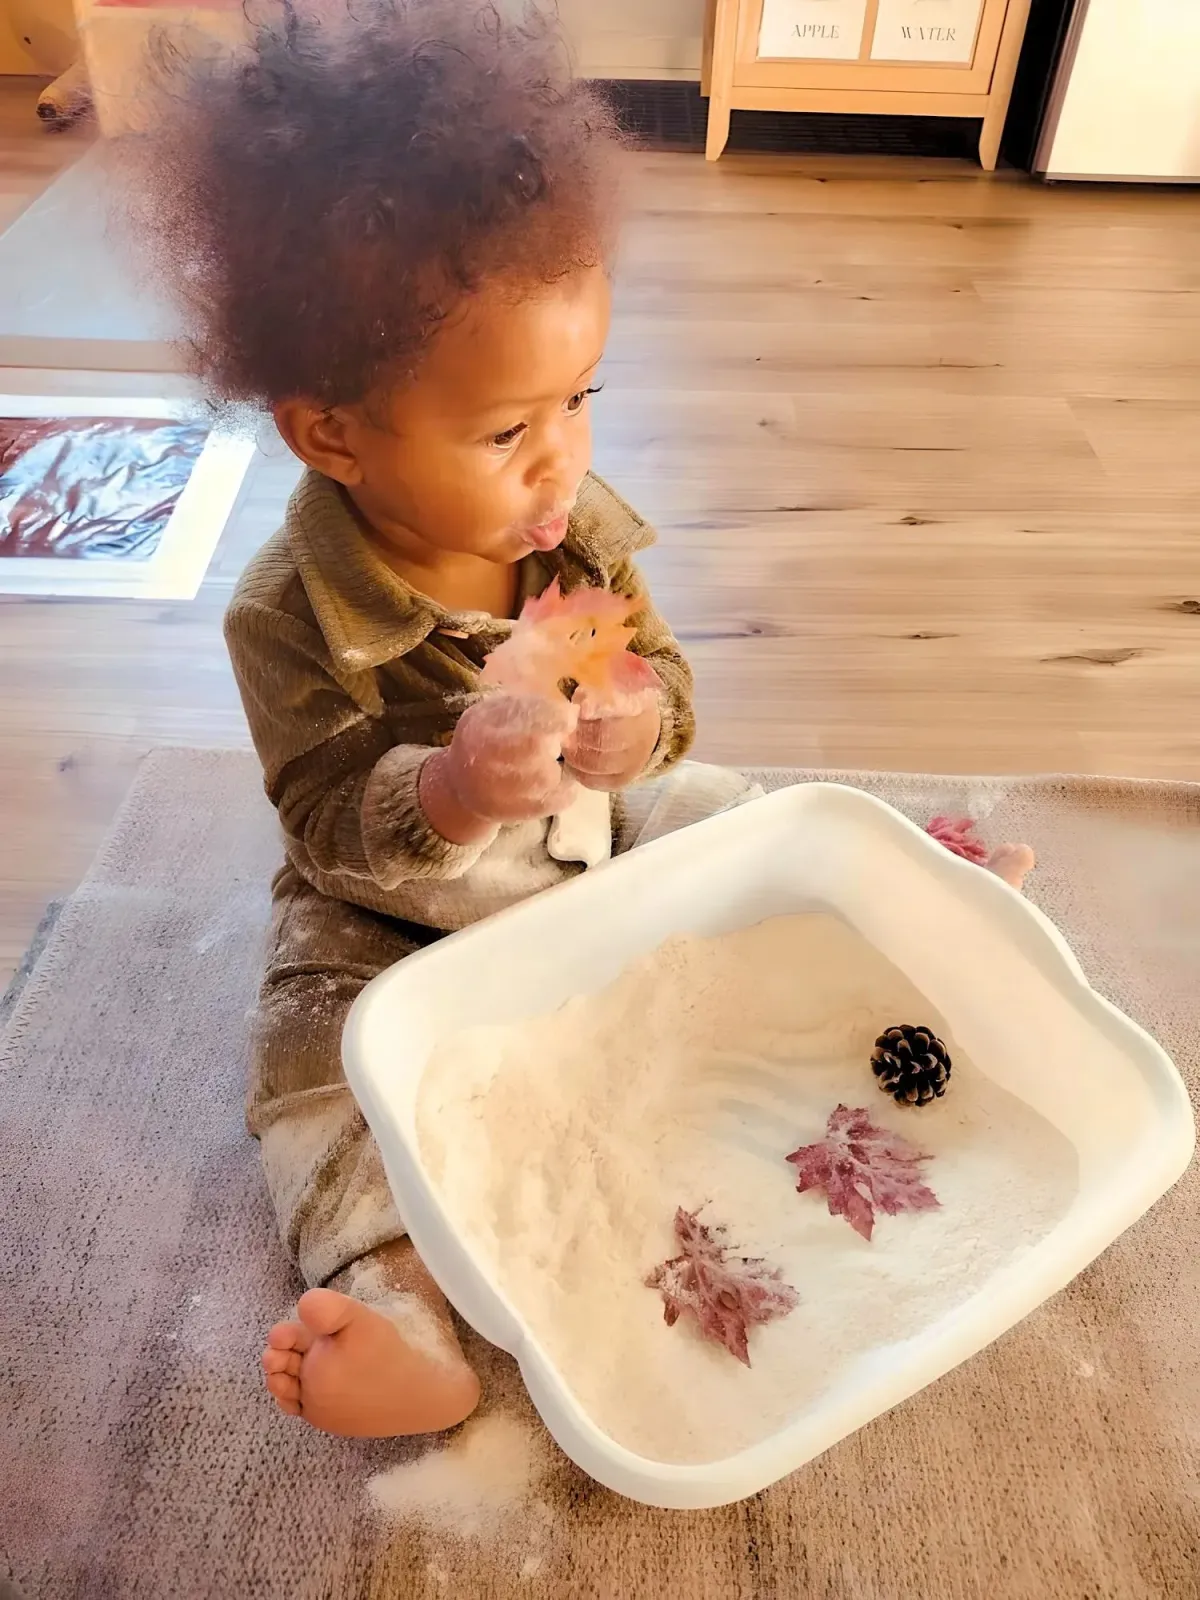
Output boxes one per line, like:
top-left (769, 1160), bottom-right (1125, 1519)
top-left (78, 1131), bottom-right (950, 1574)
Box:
top-left (1, 749), bottom-right (1197, 1600)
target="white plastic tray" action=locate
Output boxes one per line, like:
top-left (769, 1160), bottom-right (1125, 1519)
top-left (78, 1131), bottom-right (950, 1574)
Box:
top-left (342, 782), bottom-right (1194, 1509)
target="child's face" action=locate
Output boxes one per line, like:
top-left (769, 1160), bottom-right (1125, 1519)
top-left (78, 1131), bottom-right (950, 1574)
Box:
top-left (289, 263), bottom-right (612, 565)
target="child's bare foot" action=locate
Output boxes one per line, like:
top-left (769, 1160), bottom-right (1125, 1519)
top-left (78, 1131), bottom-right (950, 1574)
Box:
top-left (262, 1286), bottom-right (480, 1436)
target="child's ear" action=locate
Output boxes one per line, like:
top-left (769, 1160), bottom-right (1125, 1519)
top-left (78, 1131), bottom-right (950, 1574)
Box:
top-left (273, 399), bottom-right (365, 486)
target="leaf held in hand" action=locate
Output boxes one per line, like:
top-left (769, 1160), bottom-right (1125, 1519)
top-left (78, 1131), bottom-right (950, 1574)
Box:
top-left (645, 1206), bottom-right (799, 1366)
top-left (925, 814), bottom-right (990, 865)
top-left (786, 1104), bottom-right (940, 1243)
top-left (481, 578), bottom-right (661, 710)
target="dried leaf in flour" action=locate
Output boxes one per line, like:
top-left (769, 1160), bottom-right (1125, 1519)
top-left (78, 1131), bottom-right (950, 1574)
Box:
top-left (644, 1206), bottom-right (799, 1366)
top-left (786, 1104), bottom-right (940, 1243)
top-left (481, 578), bottom-right (661, 710)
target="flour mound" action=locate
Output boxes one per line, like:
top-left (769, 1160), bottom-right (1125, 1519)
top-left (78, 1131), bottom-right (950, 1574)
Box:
top-left (368, 1413), bottom-right (544, 1540)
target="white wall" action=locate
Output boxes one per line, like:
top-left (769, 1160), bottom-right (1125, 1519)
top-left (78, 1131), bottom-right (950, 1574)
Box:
top-left (1044, 0), bottom-right (1200, 179)
top-left (1, 0), bottom-right (78, 74)
top-left (0, 0), bottom-right (38, 73)
top-left (0, 0), bottom-right (707, 87)
top-left (556, 0), bottom-right (706, 80)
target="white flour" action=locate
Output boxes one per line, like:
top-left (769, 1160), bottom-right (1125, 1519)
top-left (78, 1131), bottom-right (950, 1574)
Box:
top-left (416, 913), bottom-right (1079, 1465)
top-left (368, 1412), bottom-right (549, 1539)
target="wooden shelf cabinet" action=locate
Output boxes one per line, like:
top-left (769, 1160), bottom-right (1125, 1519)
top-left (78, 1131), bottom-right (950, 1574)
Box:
top-left (702, 0), bottom-right (1032, 167)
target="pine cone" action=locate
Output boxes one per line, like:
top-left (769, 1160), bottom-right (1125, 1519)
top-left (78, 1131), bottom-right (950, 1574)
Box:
top-left (871, 1025), bottom-right (951, 1107)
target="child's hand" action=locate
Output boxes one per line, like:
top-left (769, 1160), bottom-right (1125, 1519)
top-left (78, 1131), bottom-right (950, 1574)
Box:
top-left (420, 693), bottom-right (577, 844)
top-left (562, 690), bottom-right (661, 792)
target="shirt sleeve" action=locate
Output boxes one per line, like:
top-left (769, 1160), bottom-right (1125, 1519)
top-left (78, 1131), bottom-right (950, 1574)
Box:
top-left (608, 556), bottom-right (696, 780)
top-left (224, 598), bottom-right (495, 891)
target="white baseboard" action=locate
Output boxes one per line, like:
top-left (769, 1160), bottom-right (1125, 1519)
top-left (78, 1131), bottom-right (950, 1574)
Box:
top-left (566, 27), bottom-right (703, 80)
top-left (584, 64), bottom-right (701, 81)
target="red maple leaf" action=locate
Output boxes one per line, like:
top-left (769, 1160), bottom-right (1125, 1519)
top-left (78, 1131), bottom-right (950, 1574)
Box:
top-left (786, 1105), bottom-right (940, 1243)
top-left (481, 579), bottom-right (661, 710)
top-left (644, 1207), bottom-right (799, 1366)
top-left (925, 814), bottom-right (990, 865)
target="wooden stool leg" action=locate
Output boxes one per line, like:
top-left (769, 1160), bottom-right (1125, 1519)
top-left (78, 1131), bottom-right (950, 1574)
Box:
top-left (704, 0), bottom-right (739, 162)
top-left (979, 0), bottom-right (1033, 171)
top-left (706, 93), bottom-right (732, 161)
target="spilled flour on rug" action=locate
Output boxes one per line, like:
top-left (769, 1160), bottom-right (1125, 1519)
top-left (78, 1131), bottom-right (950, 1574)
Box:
top-left (417, 912), bottom-right (1080, 1465)
top-left (368, 1411), bottom-right (554, 1547)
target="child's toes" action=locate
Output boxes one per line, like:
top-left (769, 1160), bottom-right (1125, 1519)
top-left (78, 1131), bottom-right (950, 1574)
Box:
top-left (262, 1346), bottom-right (302, 1378)
top-left (265, 1370), bottom-right (302, 1413)
top-left (266, 1317), bottom-right (313, 1355)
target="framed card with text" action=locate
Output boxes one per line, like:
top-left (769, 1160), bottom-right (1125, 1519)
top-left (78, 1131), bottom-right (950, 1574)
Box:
top-left (758, 0), bottom-right (869, 60)
top-left (871, 0), bottom-right (987, 63)
top-left (702, 0), bottom-right (1031, 166)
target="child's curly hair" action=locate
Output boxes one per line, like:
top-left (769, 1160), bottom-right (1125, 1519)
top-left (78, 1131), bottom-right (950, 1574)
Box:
top-left (124, 0), bottom-right (621, 410)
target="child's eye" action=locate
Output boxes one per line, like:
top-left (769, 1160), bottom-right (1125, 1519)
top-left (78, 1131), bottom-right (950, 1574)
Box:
top-left (565, 383), bottom-right (604, 416)
top-left (489, 422), bottom-right (527, 449)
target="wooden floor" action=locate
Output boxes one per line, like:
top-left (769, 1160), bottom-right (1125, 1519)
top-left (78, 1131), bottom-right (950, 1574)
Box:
top-left (2, 77), bottom-right (1200, 981)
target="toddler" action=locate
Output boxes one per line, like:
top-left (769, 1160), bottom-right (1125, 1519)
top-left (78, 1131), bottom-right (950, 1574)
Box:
top-left (132, 0), bottom-right (756, 1436)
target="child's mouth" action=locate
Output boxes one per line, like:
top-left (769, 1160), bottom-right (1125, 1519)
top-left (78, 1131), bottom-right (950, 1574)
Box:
top-left (521, 509), bottom-right (570, 552)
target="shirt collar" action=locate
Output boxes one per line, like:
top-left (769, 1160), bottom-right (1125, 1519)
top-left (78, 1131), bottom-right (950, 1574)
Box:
top-left (285, 469), bottom-right (651, 674)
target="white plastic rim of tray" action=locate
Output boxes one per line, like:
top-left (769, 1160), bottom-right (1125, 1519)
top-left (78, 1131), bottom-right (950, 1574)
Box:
top-left (343, 782), bottom-right (1194, 1510)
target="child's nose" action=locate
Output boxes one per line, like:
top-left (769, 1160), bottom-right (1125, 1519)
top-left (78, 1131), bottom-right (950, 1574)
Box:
top-left (526, 419), bottom-right (585, 494)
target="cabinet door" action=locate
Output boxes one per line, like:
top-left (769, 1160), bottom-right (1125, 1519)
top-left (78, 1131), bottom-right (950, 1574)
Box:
top-left (870, 0), bottom-right (986, 63)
